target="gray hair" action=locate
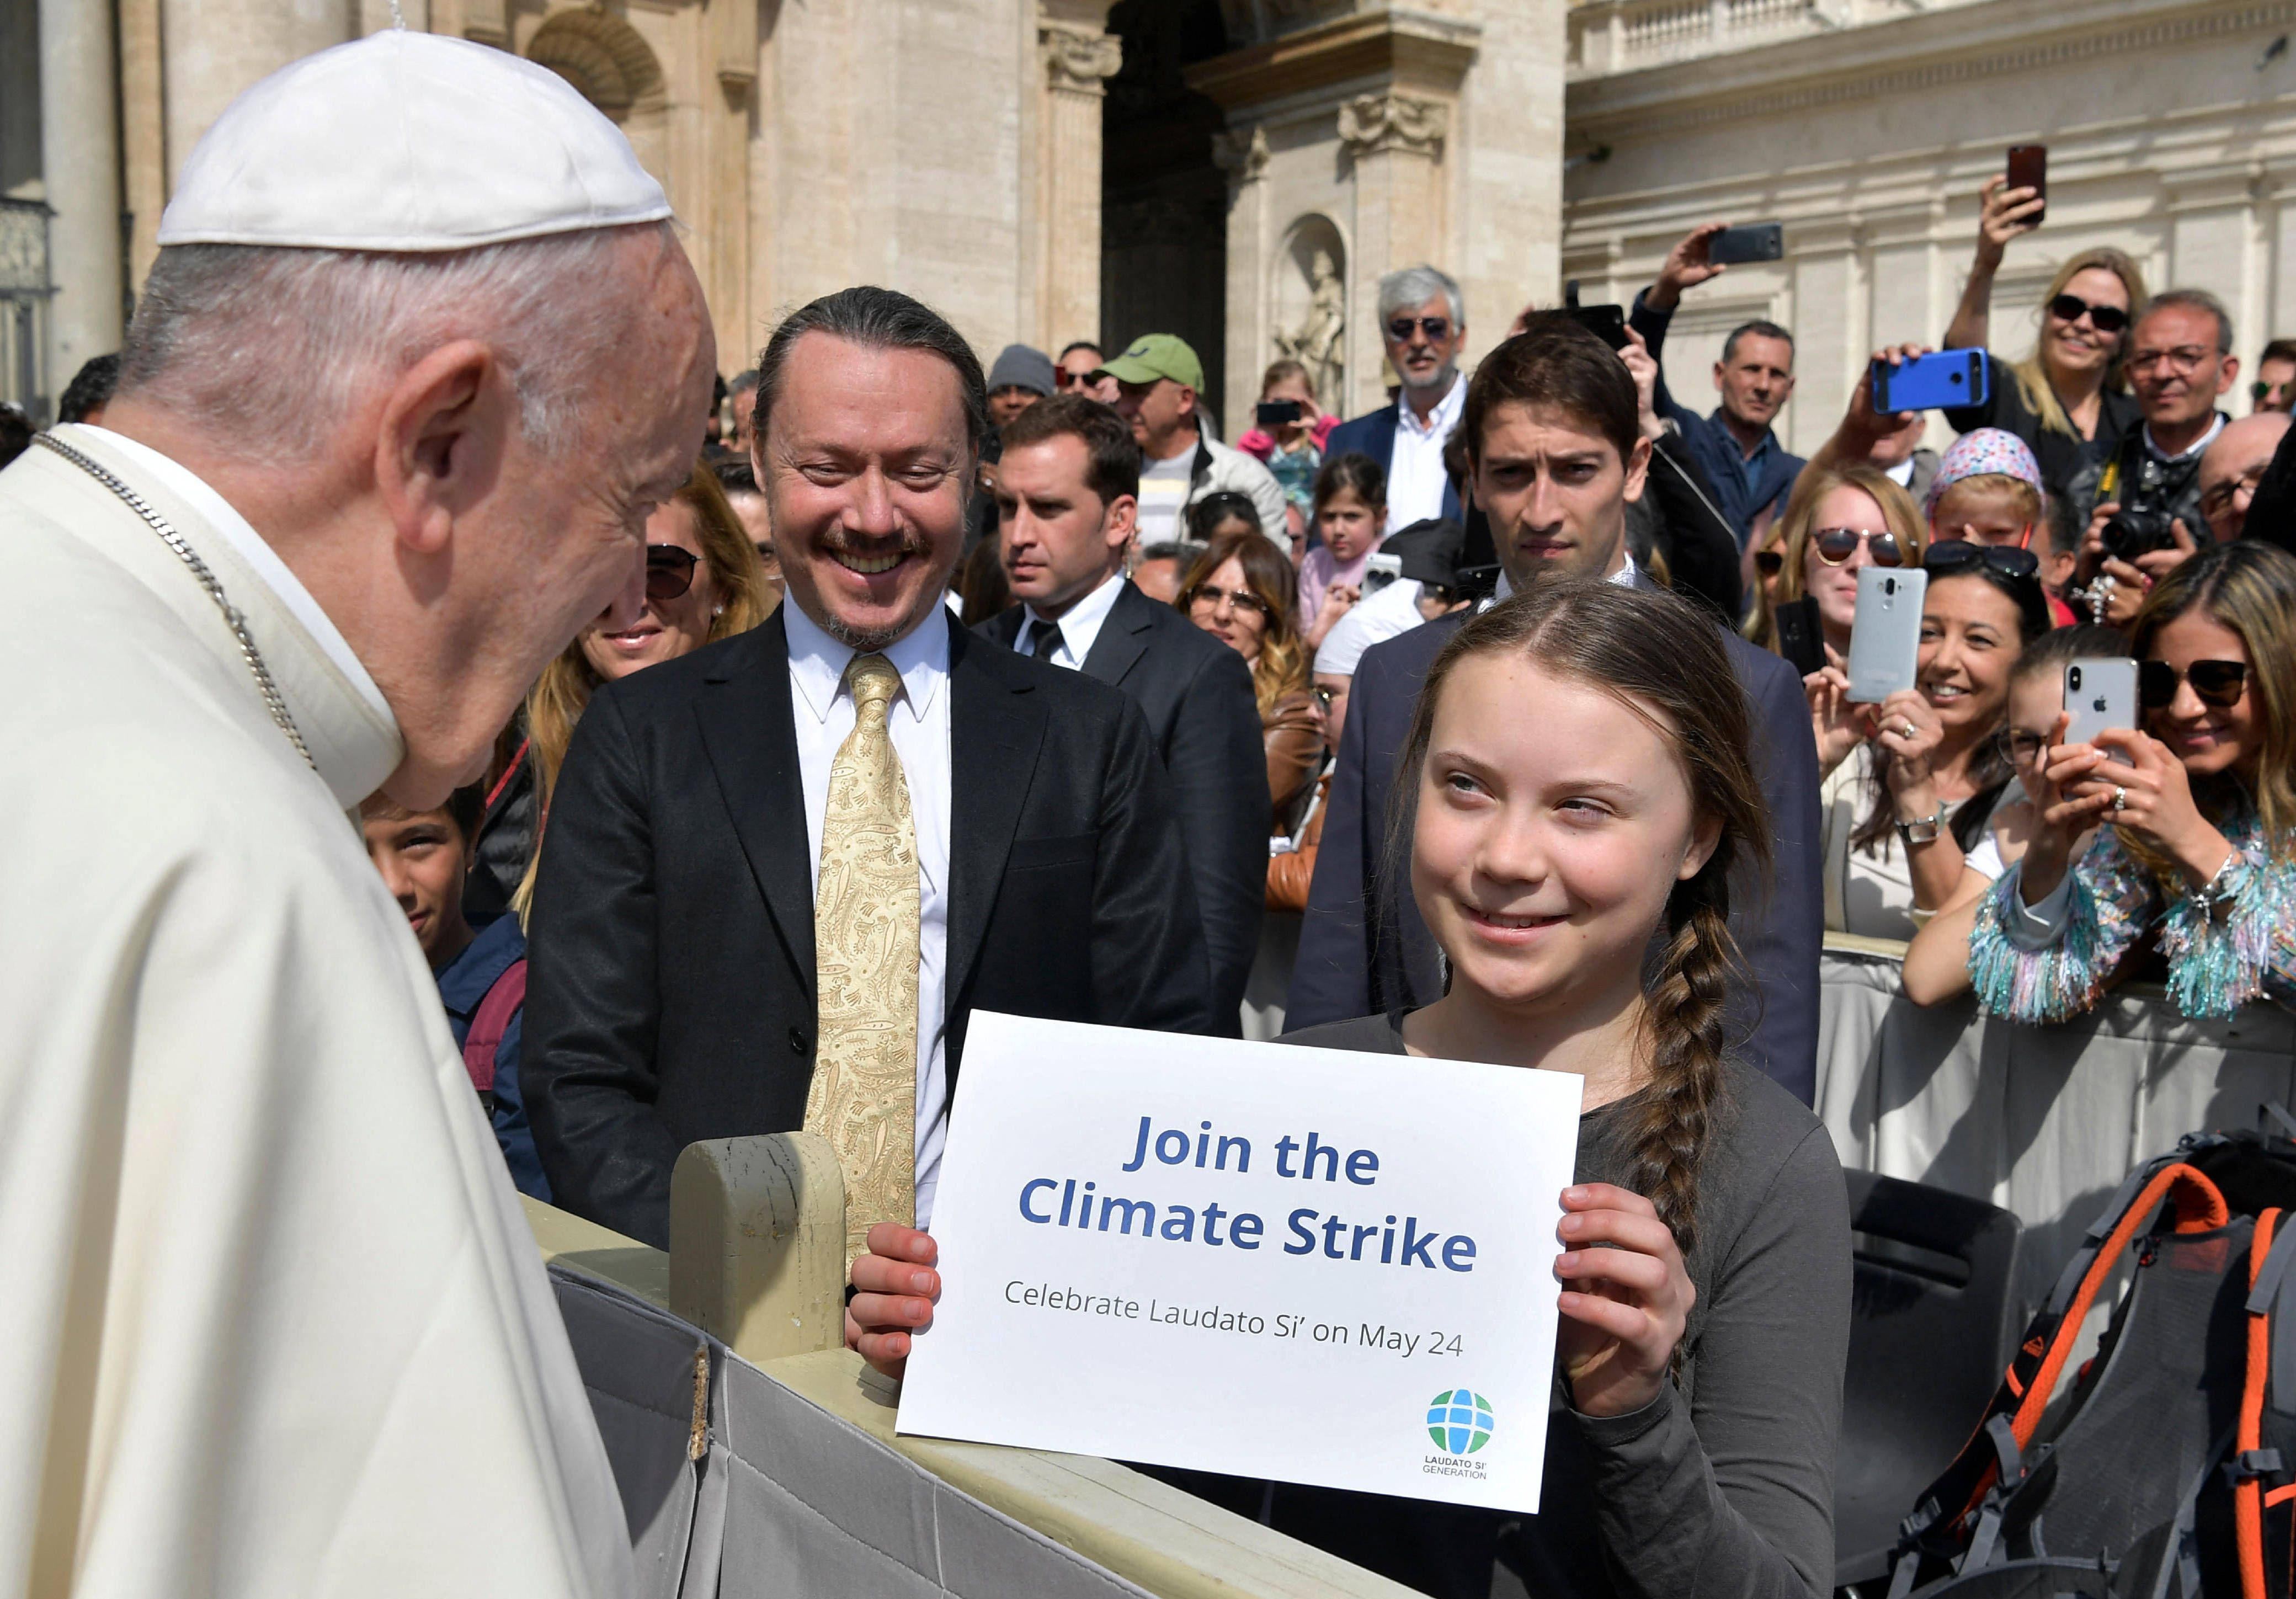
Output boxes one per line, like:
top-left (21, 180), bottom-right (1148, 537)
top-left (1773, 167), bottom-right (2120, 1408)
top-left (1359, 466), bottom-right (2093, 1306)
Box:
top-left (2139, 287), bottom-right (2234, 354)
top-left (727, 368), bottom-right (761, 397)
top-left (1377, 265), bottom-right (1464, 327)
top-left (118, 221), bottom-right (675, 466)
top-left (753, 285), bottom-right (989, 461)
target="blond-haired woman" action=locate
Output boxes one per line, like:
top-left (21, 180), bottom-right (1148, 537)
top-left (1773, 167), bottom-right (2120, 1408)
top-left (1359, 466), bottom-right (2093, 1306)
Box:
top-left (1941, 174), bottom-right (2148, 521)
top-left (515, 462), bottom-right (768, 911)
top-left (1745, 461), bottom-right (1925, 663)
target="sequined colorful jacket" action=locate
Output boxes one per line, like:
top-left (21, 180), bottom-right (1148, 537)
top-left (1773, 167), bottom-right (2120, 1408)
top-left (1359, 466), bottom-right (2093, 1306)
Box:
top-left (1969, 809), bottom-right (2296, 1023)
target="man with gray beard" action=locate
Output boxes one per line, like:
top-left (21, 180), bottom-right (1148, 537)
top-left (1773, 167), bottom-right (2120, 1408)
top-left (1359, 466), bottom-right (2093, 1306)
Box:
top-left (524, 286), bottom-right (1213, 1257)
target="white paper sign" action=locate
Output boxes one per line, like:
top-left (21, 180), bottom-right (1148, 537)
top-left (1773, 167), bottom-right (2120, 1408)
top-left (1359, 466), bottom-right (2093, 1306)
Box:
top-left (896, 1012), bottom-right (1583, 1512)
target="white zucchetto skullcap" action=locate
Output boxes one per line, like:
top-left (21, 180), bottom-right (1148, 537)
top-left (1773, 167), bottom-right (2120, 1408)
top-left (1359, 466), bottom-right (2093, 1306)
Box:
top-left (157, 29), bottom-right (673, 253)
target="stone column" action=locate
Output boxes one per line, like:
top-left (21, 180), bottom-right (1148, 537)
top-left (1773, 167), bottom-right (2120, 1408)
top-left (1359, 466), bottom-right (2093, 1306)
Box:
top-left (1037, 17), bottom-right (1121, 350)
top-left (161, 0), bottom-right (354, 190)
top-left (1339, 92), bottom-right (1448, 417)
top-left (1213, 124), bottom-right (1271, 438)
top-left (39, 0), bottom-right (124, 395)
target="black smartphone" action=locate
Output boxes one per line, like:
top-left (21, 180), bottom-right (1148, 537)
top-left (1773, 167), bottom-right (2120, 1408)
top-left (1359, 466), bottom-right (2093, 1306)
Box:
top-left (1564, 303), bottom-right (1628, 350)
top-left (1773, 595), bottom-right (1824, 679)
top-left (1708, 223), bottom-right (1784, 266)
top-left (1255, 399), bottom-right (1302, 428)
top-left (2006, 145), bottom-right (2047, 226)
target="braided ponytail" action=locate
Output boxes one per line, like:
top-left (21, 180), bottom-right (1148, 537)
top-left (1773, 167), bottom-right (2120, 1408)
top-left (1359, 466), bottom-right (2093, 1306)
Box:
top-left (1630, 875), bottom-right (1737, 1258)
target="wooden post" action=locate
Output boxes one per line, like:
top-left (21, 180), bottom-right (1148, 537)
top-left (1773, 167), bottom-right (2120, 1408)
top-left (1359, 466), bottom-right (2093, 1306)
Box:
top-left (669, 1132), bottom-right (848, 1366)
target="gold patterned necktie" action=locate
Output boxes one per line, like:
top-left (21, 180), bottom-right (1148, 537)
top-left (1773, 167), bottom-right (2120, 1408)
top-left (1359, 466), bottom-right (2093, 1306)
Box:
top-left (804, 652), bottom-right (920, 1266)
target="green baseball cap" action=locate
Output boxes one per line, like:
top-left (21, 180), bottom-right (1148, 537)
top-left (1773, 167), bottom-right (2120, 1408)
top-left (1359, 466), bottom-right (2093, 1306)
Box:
top-left (1096, 333), bottom-right (1203, 392)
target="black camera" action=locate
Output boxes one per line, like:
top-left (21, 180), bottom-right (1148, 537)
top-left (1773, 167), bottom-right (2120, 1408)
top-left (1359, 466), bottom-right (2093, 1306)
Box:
top-left (2102, 503), bottom-right (2177, 562)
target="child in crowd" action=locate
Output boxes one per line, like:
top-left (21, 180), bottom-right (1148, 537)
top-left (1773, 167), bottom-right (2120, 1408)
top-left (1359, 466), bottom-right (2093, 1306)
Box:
top-left (360, 788), bottom-right (551, 1201)
top-left (1235, 359), bottom-right (1336, 551)
top-left (1924, 428), bottom-right (2081, 625)
top-left (1900, 626), bottom-right (2130, 1004)
top-left (1297, 452), bottom-right (1387, 652)
top-left (1972, 541), bottom-right (2296, 1021)
top-left (848, 581), bottom-right (1849, 1599)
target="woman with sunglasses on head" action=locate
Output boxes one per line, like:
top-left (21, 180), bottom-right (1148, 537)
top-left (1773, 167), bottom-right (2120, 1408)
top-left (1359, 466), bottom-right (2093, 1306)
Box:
top-left (1972, 541), bottom-right (2296, 1021)
top-left (513, 463), bottom-right (770, 912)
top-left (1940, 179), bottom-right (2148, 523)
top-left (1804, 535), bottom-right (2052, 939)
top-left (1177, 528), bottom-right (1327, 1036)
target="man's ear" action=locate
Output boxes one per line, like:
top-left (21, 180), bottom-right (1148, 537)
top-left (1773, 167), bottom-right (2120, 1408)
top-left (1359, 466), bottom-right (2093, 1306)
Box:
top-left (375, 340), bottom-right (516, 556)
top-left (1622, 435), bottom-right (1653, 505)
top-left (1105, 493), bottom-right (1139, 550)
top-left (1712, 361), bottom-right (1728, 395)
top-left (2217, 355), bottom-right (2242, 398)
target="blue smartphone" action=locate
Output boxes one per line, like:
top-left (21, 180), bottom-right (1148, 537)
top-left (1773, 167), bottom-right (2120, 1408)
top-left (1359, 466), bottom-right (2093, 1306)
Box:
top-left (1870, 349), bottom-right (1989, 413)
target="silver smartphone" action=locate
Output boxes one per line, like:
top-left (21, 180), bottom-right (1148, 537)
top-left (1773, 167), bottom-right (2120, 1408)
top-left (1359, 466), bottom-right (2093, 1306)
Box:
top-left (1846, 567), bottom-right (1927, 703)
top-left (2063, 658), bottom-right (2139, 747)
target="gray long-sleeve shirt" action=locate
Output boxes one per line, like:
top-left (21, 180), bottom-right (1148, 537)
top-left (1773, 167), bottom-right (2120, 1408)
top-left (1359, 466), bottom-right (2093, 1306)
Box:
top-left (1276, 1015), bottom-right (1852, 1598)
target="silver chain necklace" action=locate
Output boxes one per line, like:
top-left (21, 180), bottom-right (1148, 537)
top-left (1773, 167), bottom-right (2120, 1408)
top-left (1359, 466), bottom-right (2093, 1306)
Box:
top-left (35, 431), bottom-right (317, 770)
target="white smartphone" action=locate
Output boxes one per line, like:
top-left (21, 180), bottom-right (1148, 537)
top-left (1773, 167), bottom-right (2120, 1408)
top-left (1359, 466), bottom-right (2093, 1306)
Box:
top-left (2063, 658), bottom-right (2139, 747)
top-left (1845, 567), bottom-right (1927, 703)
top-left (1361, 551), bottom-right (1403, 595)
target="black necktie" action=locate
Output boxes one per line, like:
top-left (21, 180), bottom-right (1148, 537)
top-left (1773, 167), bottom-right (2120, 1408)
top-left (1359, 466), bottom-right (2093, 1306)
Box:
top-left (1029, 620), bottom-right (1062, 662)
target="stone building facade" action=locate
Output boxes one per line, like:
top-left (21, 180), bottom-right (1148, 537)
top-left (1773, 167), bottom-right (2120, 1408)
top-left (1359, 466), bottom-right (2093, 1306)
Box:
top-left (1563, 0), bottom-right (2296, 454)
top-left (6, 0), bottom-right (2292, 451)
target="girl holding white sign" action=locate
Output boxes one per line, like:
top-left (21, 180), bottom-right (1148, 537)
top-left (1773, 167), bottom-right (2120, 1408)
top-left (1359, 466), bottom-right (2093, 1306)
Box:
top-left (852, 579), bottom-right (1850, 1597)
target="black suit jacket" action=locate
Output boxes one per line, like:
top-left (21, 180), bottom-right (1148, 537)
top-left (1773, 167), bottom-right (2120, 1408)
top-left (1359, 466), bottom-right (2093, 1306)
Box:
top-left (1285, 575), bottom-right (1825, 1103)
top-left (524, 609), bottom-right (1213, 1246)
top-left (979, 580), bottom-right (1268, 1032)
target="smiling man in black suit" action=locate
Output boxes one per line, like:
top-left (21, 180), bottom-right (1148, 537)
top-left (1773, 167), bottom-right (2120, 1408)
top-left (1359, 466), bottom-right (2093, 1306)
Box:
top-left (523, 287), bottom-right (1212, 1251)
top-left (978, 396), bottom-right (1267, 1033)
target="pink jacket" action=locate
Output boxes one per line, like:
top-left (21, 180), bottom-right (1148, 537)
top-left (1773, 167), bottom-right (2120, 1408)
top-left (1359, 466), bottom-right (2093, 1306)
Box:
top-left (1236, 411), bottom-right (1338, 462)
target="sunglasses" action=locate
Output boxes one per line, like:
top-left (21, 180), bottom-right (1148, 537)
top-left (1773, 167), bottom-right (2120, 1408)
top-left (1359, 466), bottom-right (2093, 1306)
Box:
top-left (1812, 527), bottom-right (1909, 567)
top-left (1386, 317), bottom-right (1452, 343)
top-left (1755, 548), bottom-right (1784, 577)
top-left (1923, 540), bottom-right (2039, 579)
top-left (646, 544), bottom-right (700, 602)
top-left (1187, 582), bottom-right (1271, 619)
top-left (2140, 658), bottom-right (2249, 710)
top-left (2048, 294), bottom-right (2130, 335)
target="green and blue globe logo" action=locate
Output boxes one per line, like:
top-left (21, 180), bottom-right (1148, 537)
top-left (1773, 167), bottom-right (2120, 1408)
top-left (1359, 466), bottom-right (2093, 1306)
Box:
top-left (1426, 1389), bottom-right (1494, 1456)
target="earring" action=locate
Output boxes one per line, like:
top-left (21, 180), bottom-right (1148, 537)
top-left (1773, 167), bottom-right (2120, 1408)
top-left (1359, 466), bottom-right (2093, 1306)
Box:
top-left (712, 605), bottom-right (724, 617)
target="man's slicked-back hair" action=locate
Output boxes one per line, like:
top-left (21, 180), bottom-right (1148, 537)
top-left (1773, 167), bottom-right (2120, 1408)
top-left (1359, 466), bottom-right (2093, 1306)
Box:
top-left (2140, 287), bottom-right (2235, 355)
top-left (1721, 319), bottom-right (1795, 366)
top-left (999, 394), bottom-right (1142, 505)
top-left (1378, 264), bottom-right (1464, 327)
top-left (754, 285), bottom-right (989, 461)
top-left (1461, 312), bottom-right (1639, 470)
top-left (116, 222), bottom-right (675, 466)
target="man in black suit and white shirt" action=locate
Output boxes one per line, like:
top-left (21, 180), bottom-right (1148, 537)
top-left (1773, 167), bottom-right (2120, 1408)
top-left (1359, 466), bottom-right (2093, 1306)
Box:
top-left (1287, 314), bottom-right (1825, 1102)
top-left (978, 397), bottom-right (1268, 1032)
top-left (524, 288), bottom-right (1212, 1249)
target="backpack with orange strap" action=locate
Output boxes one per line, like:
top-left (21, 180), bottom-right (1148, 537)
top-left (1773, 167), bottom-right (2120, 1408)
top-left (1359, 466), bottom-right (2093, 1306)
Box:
top-left (1882, 1126), bottom-right (2296, 1598)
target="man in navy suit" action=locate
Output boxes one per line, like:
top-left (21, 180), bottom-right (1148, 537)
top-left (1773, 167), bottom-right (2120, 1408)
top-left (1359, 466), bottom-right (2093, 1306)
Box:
top-left (1322, 265), bottom-right (1469, 531)
top-left (1288, 313), bottom-right (1825, 1103)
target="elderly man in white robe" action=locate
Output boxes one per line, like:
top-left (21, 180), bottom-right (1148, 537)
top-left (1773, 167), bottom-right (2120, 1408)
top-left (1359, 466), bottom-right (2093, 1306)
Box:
top-left (0, 31), bottom-right (715, 1598)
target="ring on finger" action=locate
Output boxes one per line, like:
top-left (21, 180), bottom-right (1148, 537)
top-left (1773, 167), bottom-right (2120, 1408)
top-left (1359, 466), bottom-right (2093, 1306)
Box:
top-left (2113, 786), bottom-right (2128, 814)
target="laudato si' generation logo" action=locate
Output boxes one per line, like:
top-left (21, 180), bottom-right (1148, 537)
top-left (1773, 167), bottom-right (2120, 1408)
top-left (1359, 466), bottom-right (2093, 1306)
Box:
top-left (1425, 1390), bottom-right (1494, 1456)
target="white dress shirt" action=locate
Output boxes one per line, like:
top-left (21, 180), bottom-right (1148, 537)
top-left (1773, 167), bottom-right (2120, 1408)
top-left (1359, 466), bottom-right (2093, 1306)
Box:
top-left (87, 425), bottom-right (397, 729)
top-left (1014, 567), bottom-right (1125, 670)
top-left (1384, 374), bottom-right (1467, 533)
top-left (782, 600), bottom-right (956, 1229)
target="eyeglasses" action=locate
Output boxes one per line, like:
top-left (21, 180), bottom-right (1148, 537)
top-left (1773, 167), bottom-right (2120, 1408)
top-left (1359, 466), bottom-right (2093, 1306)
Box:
top-left (646, 543), bottom-right (700, 602)
top-left (1811, 527), bottom-right (1909, 567)
top-left (2252, 380), bottom-right (2287, 402)
top-left (1385, 317), bottom-right (1452, 344)
top-left (1755, 548), bottom-right (1784, 577)
top-left (2140, 658), bottom-right (2249, 709)
top-left (2201, 470), bottom-right (2267, 516)
top-left (2127, 344), bottom-right (2215, 376)
top-left (2047, 294), bottom-right (2130, 335)
top-left (1922, 540), bottom-right (2040, 579)
top-left (1056, 366), bottom-right (1099, 390)
top-left (1187, 583), bottom-right (1271, 619)
top-left (1994, 729), bottom-right (2051, 767)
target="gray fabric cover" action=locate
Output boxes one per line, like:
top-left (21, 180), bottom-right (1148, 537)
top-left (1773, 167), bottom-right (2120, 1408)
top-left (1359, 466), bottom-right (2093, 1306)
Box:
top-left (550, 1266), bottom-right (1156, 1598)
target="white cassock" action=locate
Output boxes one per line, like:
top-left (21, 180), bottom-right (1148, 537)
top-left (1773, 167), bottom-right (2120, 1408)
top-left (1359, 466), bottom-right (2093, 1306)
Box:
top-left (0, 425), bottom-right (632, 1597)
